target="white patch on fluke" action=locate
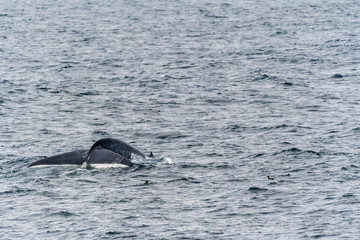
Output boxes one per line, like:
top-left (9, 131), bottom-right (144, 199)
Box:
top-left (88, 163), bottom-right (129, 169)
top-left (29, 164), bottom-right (79, 168)
top-left (29, 163), bottom-right (130, 169)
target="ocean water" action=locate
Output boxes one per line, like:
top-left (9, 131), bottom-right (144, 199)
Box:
top-left (1, 0), bottom-right (360, 239)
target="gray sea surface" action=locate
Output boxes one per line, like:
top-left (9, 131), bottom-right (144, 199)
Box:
top-left (1, 0), bottom-right (360, 239)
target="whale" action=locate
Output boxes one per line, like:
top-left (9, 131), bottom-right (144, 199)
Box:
top-left (28, 138), bottom-right (153, 168)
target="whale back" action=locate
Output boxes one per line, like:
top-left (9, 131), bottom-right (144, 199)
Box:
top-left (88, 138), bottom-right (146, 160)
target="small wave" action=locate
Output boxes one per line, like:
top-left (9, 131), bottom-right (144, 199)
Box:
top-left (0, 188), bottom-right (36, 195)
top-left (205, 98), bottom-right (234, 105)
top-left (342, 193), bottom-right (355, 198)
top-left (106, 232), bottom-right (137, 238)
top-left (353, 127), bottom-right (360, 132)
top-left (282, 147), bottom-right (302, 153)
top-left (260, 124), bottom-right (311, 131)
top-left (37, 86), bottom-right (67, 94)
top-left (154, 131), bottom-right (189, 139)
top-left (167, 177), bottom-right (200, 184)
top-left (39, 128), bottom-right (57, 135)
top-left (50, 211), bottom-right (76, 217)
top-left (253, 153), bottom-right (265, 158)
top-left (130, 156), bottom-right (171, 170)
top-left (177, 162), bottom-right (233, 170)
top-left (341, 164), bottom-right (359, 171)
top-left (226, 178), bottom-right (245, 183)
top-left (248, 187), bottom-right (268, 192)
top-left (273, 147), bottom-right (322, 157)
top-left (76, 179), bottom-right (98, 183)
top-left (130, 163), bottom-right (157, 172)
top-left (205, 152), bottom-right (224, 157)
top-left (253, 74), bottom-right (274, 81)
top-left (0, 186), bottom-right (36, 195)
top-left (106, 231), bottom-right (122, 235)
top-left (92, 130), bottom-right (110, 136)
top-left (225, 124), bottom-right (247, 132)
top-left (65, 170), bottom-right (81, 176)
top-left (75, 91), bottom-right (99, 97)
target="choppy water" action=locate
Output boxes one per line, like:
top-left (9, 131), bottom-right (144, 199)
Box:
top-left (1, 0), bottom-right (360, 239)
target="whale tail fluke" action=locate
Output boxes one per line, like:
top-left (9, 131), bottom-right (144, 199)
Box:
top-left (28, 150), bottom-right (88, 167)
top-left (28, 138), bottom-right (149, 168)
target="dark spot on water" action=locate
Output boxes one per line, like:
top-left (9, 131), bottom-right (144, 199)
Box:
top-left (275, 30), bottom-right (288, 35)
top-left (155, 133), bottom-right (188, 140)
top-left (267, 176), bottom-right (275, 180)
top-left (254, 153), bottom-right (265, 158)
top-left (168, 177), bottom-right (200, 184)
top-left (341, 165), bottom-right (359, 171)
top-left (277, 147), bottom-right (301, 154)
top-left (274, 124), bottom-right (290, 129)
top-left (306, 150), bottom-right (322, 156)
top-left (248, 187), bottom-right (268, 192)
top-left (106, 231), bottom-right (122, 235)
top-left (40, 128), bottom-right (56, 135)
top-left (332, 73), bottom-right (343, 78)
top-left (51, 211), bottom-right (75, 217)
top-left (186, 142), bottom-right (204, 148)
top-left (312, 234), bottom-right (327, 239)
top-left (342, 193), bottom-right (355, 198)
top-left (75, 91), bottom-right (99, 97)
top-left (273, 147), bottom-right (322, 157)
top-left (200, 152), bottom-right (221, 159)
top-left (76, 179), bottom-right (98, 183)
top-left (92, 130), bottom-right (110, 136)
top-left (226, 178), bottom-right (245, 183)
top-left (254, 74), bottom-right (270, 81)
top-left (1, 187), bottom-right (36, 195)
top-left (352, 127), bottom-right (360, 132)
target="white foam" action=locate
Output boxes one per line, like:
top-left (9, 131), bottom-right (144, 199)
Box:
top-left (164, 157), bottom-right (173, 164)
